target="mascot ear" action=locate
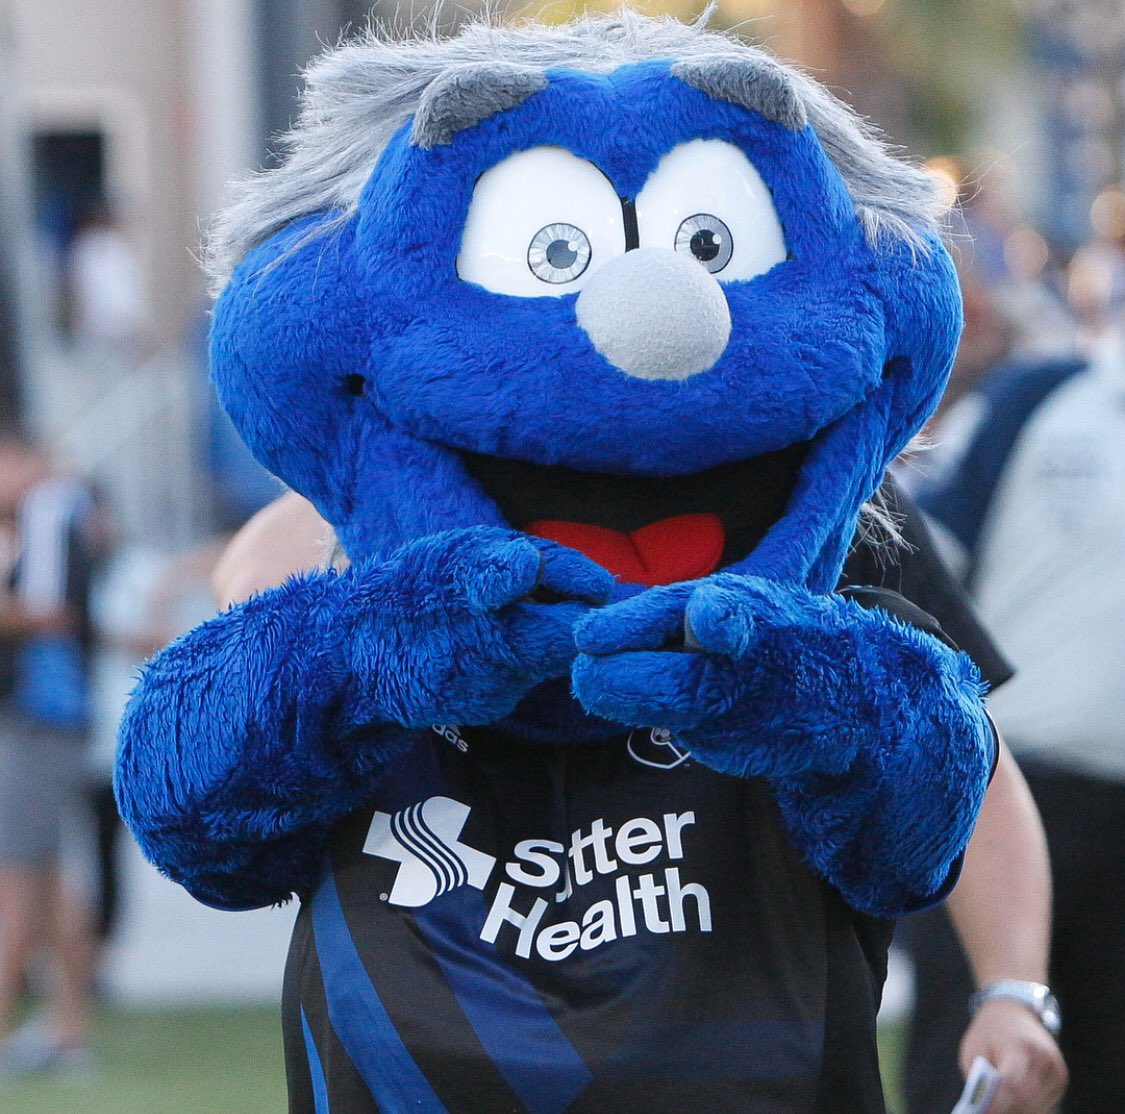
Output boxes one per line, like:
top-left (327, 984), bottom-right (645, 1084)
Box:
top-left (410, 61), bottom-right (548, 148)
top-left (671, 54), bottom-right (807, 131)
top-left (873, 233), bottom-right (963, 458)
top-left (210, 213), bottom-right (370, 522)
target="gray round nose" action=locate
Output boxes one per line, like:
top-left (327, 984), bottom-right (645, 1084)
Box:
top-left (575, 248), bottom-right (731, 381)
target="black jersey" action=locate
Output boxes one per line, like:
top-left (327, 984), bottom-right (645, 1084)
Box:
top-left (282, 482), bottom-right (1008, 1114)
top-left (840, 479), bottom-right (1012, 691)
top-left (284, 724), bottom-right (891, 1113)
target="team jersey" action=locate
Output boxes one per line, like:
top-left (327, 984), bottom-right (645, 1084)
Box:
top-left (283, 724), bottom-right (891, 1113)
top-left (282, 483), bottom-right (1006, 1114)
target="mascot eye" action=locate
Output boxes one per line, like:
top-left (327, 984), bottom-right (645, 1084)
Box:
top-left (675, 214), bottom-right (734, 274)
top-left (527, 223), bottom-right (593, 284)
top-left (636, 139), bottom-right (787, 283)
top-left (458, 146), bottom-right (625, 297)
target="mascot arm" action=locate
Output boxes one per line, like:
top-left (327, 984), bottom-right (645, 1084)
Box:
top-left (116, 527), bottom-right (611, 909)
top-left (574, 573), bottom-right (995, 917)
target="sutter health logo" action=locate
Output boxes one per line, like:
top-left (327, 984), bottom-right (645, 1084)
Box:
top-left (363, 797), bottom-right (496, 907)
top-left (363, 796), bottom-right (712, 963)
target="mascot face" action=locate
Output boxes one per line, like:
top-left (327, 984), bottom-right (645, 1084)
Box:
top-left (212, 50), bottom-right (960, 593)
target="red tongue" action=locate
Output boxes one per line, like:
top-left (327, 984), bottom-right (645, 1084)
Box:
top-left (526, 513), bottom-right (725, 587)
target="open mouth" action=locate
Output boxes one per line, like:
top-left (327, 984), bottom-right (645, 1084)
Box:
top-left (461, 441), bottom-right (810, 585)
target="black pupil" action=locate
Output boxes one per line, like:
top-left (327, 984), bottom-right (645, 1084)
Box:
top-left (690, 228), bottom-right (721, 262)
top-left (546, 238), bottom-right (578, 269)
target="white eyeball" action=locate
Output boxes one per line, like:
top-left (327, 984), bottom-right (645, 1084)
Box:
top-left (457, 147), bottom-right (626, 297)
top-left (635, 140), bottom-right (787, 283)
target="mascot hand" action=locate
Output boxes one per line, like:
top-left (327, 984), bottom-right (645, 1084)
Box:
top-left (345, 527), bottom-right (613, 729)
top-left (574, 572), bottom-right (994, 914)
top-left (115, 527), bottom-right (609, 909)
top-left (573, 573), bottom-right (878, 777)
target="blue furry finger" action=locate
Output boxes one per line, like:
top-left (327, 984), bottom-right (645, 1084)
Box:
top-left (502, 600), bottom-right (597, 679)
top-left (462, 537), bottom-right (545, 611)
top-left (683, 577), bottom-right (767, 657)
top-left (574, 582), bottom-right (694, 655)
top-left (572, 648), bottom-right (714, 728)
top-left (527, 538), bottom-right (616, 604)
top-left (389, 528), bottom-right (543, 612)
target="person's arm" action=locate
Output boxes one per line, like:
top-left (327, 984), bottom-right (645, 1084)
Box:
top-left (119, 519), bottom-right (612, 909)
top-left (0, 593), bottom-right (71, 638)
top-left (945, 745), bottom-right (1068, 1113)
top-left (850, 480), bottom-right (1067, 1108)
top-left (211, 491), bottom-right (332, 608)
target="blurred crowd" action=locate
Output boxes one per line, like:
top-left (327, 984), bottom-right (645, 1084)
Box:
top-left (0, 437), bottom-right (230, 1077)
top-left (1, 146), bottom-right (1125, 1112)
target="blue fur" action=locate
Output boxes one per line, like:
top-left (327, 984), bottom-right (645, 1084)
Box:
top-left (211, 63), bottom-right (959, 577)
top-left (117, 529), bottom-right (611, 906)
top-left (572, 575), bottom-right (994, 915)
top-left (118, 57), bottom-right (985, 918)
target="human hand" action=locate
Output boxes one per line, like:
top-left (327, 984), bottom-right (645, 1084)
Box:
top-left (958, 999), bottom-right (1067, 1114)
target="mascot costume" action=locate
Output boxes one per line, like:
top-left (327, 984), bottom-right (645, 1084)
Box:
top-left (117, 12), bottom-right (995, 1112)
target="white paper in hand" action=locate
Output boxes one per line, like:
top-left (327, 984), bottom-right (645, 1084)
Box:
top-left (951, 1056), bottom-right (1001, 1114)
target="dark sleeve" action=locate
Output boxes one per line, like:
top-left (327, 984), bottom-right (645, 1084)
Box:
top-left (66, 513), bottom-right (98, 652)
top-left (840, 479), bottom-right (1013, 692)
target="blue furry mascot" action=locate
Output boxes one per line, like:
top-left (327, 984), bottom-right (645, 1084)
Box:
top-left (117, 13), bottom-right (994, 1112)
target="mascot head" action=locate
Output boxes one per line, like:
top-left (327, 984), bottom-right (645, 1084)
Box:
top-left (208, 12), bottom-right (960, 595)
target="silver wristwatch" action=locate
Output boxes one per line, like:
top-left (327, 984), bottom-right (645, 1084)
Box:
top-left (969, 980), bottom-right (1062, 1036)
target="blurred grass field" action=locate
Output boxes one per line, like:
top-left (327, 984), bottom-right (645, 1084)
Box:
top-left (0, 1005), bottom-right (907, 1113)
top-left (1, 1004), bottom-right (287, 1114)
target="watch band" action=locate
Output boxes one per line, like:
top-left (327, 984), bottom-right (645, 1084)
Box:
top-left (969, 979), bottom-right (1062, 1036)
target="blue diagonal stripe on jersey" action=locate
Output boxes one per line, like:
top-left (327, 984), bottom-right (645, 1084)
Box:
top-left (372, 731), bottom-right (590, 1111)
top-left (300, 1006), bottom-right (332, 1114)
top-left (312, 869), bottom-right (448, 1113)
top-left (416, 887), bottom-right (593, 1114)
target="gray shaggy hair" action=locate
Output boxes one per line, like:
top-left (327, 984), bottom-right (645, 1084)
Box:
top-left (203, 9), bottom-right (945, 295)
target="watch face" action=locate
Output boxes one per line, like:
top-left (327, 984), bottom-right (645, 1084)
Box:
top-left (1042, 995), bottom-right (1062, 1035)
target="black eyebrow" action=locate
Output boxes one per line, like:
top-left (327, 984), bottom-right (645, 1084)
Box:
top-left (619, 197), bottom-right (640, 252)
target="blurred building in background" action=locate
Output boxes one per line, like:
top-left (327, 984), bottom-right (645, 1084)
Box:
top-left (1025, 0), bottom-right (1125, 249)
top-left (0, 5), bottom-right (34, 428)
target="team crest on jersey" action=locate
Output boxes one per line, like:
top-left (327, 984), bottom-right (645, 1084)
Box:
top-left (627, 727), bottom-right (690, 770)
top-left (363, 796), bottom-right (496, 907)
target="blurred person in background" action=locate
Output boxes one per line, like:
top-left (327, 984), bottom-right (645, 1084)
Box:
top-left (86, 535), bottom-right (232, 962)
top-left (84, 547), bottom-right (167, 969)
top-left (64, 198), bottom-right (148, 363)
top-left (941, 165), bottom-right (1075, 410)
top-left (904, 163), bottom-right (1074, 455)
top-left (1067, 185), bottom-right (1125, 348)
top-left (907, 234), bottom-right (1125, 1112)
top-left (0, 433), bottom-right (105, 1079)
